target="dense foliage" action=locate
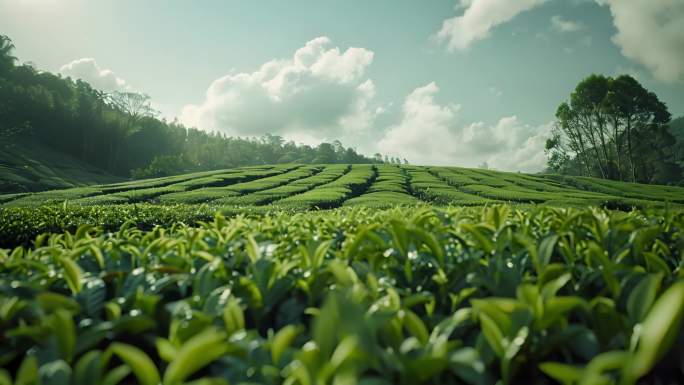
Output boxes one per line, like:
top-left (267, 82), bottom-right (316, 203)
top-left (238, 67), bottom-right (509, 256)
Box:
top-left (545, 74), bottom-right (684, 185)
top-left (0, 34), bottom-right (383, 191)
top-left (672, 116), bottom-right (684, 165)
top-left (0, 205), bottom-right (682, 385)
top-left (0, 203), bottom-right (218, 248)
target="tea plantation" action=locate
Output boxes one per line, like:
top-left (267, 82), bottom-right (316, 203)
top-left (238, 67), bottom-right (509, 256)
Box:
top-left (1, 164), bottom-right (683, 385)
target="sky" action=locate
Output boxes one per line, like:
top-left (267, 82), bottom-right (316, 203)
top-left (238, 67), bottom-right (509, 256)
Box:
top-left (1, 0), bottom-right (683, 171)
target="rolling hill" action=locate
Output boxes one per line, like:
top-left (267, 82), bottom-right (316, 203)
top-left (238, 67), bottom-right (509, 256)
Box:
top-left (0, 139), bottom-right (123, 193)
top-left (2, 163), bottom-right (683, 209)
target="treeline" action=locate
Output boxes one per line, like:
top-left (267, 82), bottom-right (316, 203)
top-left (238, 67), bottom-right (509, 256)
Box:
top-left (0, 35), bottom-right (387, 179)
top-left (545, 74), bottom-right (683, 185)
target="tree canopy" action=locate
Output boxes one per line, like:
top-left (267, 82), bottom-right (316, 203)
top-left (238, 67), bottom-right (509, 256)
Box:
top-left (546, 74), bottom-right (682, 185)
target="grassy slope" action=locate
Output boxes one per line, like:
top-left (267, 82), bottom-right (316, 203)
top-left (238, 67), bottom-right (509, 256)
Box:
top-left (1, 163), bottom-right (683, 209)
top-left (0, 139), bottom-right (123, 193)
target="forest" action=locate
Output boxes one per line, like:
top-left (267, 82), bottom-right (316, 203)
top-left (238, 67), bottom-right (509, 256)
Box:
top-left (0, 35), bottom-right (386, 182)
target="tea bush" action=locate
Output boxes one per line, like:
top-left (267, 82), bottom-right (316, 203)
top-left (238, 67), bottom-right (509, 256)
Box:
top-left (1, 205), bottom-right (682, 384)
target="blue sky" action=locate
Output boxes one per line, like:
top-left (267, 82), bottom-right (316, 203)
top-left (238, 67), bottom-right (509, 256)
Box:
top-left (1, 0), bottom-right (682, 170)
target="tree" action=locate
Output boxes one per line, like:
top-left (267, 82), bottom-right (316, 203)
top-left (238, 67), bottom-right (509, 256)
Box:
top-left (108, 91), bottom-right (157, 126)
top-left (670, 117), bottom-right (684, 171)
top-left (607, 75), bottom-right (671, 182)
top-left (544, 129), bottom-right (574, 174)
top-left (0, 35), bottom-right (17, 76)
top-left (548, 74), bottom-right (681, 184)
top-left (105, 92), bottom-right (158, 171)
top-left (313, 142), bottom-right (337, 163)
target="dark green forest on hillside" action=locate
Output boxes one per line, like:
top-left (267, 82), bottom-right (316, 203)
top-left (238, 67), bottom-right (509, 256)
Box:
top-left (0, 35), bottom-right (385, 192)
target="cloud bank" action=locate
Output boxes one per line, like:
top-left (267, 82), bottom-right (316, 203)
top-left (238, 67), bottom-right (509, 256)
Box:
top-left (182, 36), bottom-right (551, 172)
top-left (378, 82), bottom-right (551, 172)
top-left (58, 38), bottom-right (551, 172)
top-left (436, 0), bottom-right (547, 51)
top-left (598, 0), bottom-right (684, 82)
top-left (59, 58), bottom-right (128, 92)
top-left (181, 37), bottom-right (378, 143)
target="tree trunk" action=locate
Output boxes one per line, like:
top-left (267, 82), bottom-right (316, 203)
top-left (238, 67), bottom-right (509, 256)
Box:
top-left (612, 117), bottom-right (622, 181)
top-left (596, 112), bottom-right (612, 178)
top-left (583, 118), bottom-right (607, 178)
top-left (626, 117), bottom-right (636, 182)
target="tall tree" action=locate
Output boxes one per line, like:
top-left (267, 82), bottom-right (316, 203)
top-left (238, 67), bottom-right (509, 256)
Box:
top-left (548, 74), bottom-right (681, 184)
top-left (608, 75), bottom-right (670, 182)
top-left (105, 91), bottom-right (157, 171)
top-left (0, 35), bottom-right (16, 75)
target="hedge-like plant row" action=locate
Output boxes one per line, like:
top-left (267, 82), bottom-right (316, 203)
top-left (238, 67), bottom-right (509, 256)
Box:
top-left (156, 166), bottom-right (304, 204)
top-left (366, 165), bottom-right (412, 194)
top-left (343, 165), bottom-right (417, 207)
top-left (1, 166), bottom-right (294, 207)
top-left (276, 165), bottom-right (376, 209)
top-left (218, 165), bottom-right (351, 206)
top-left (3, 164), bottom-right (684, 209)
top-left (405, 167), bottom-right (495, 205)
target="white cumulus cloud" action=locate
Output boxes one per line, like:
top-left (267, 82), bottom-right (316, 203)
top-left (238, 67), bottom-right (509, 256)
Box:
top-left (598, 0), bottom-right (684, 83)
top-left (59, 58), bottom-right (128, 92)
top-left (181, 37), bottom-right (378, 142)
top-left (377, 82), bottom-right (551, 172)
top-left (436, 0), bottom-right (547, 51)
top-left (551, 15), bottom-right (583, 32)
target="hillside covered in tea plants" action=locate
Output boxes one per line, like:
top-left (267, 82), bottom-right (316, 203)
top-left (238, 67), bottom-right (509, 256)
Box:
top-left (2, 164), bottom-right (684, 211)
top-left (1, 165), bottom-right (684, 385)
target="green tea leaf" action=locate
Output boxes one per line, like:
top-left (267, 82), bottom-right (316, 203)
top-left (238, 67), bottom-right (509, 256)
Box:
top-left (60, 257), bottom-right (84, 294)
top-left (223, 297), bottom-right (245, 336)
top-left (479, 313), bottom-right (505, 357)
top-left (627, 274), bottom-right (662, 324)
top-left (539, 362), bottom-right (583, 385)
top-left (73, 350), bottom-right (103, 385)
top-left (109, 343), bottom-right (161, 385)
top-left (52, 309), bottom-right (76, 362)
top-left (163, 328), bottom-right (228, 385)
top-left (627, 280), bottom-right (684, 380)
top-left (15, 355), bottom-right (39, 385)
top-left (272, 325), bottom-right (301, 364)
top-left (100, 365), bottom-right (132, 385)
top-left (402, 309), bottom-right (429, 345)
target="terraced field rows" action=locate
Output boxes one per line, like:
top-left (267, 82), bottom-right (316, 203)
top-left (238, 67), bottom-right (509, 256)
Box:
top-left (3, 165), bottom-right (294, 206)
top-left (277, 164), bottom-right (377, 209)
top-left (1, 164), bottom-right (683, 209)
top-left (218, 164), bottom-right (351, 206)
top-left (406, 166), bottom-right (494, 205)
top-left (344, 164), bottom-right (418, 207)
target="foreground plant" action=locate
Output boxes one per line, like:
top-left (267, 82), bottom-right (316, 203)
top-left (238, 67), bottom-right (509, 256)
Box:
top-left (0, 205), bottom-right (682, 384)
